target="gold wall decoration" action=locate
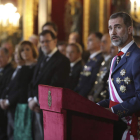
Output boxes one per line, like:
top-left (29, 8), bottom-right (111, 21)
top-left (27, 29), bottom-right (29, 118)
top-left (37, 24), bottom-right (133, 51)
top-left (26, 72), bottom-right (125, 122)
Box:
top-left (130, 0), bottom-right (140, 23)
top-left (83, 0), bottom-right (90, 49)
top-left (23, 0), bottom-right (38, 40)
top-left (99, 0), bottom-right (104, 33)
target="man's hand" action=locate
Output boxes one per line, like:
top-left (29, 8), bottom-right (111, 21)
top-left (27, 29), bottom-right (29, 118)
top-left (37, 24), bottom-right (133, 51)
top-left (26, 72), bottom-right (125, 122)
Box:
top-left (88, 95), bottom-right (94, 102)
top-left (0, 100), bottom-right (9, 110)
top-left (106, 108), bottom-right (112, 112)
top-left (28, 99), bottom-right (41, 112)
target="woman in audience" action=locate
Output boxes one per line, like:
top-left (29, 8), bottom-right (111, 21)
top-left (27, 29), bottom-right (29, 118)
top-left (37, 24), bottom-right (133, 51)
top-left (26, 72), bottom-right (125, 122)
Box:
top-left (13, 41), bottom-right (38, 140)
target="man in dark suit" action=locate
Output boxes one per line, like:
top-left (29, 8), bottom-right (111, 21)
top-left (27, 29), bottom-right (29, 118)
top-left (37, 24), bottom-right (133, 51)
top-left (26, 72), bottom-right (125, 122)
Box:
top-left (74, 32), bottom-right (104, 98)
top-left (0, 48), bottom-right (14, 140)
top-left (98, 12), bottom-right (140, 140)
top-left (38, 22), bottom-right (58, 60)
top-left (65, 43), bottom-right (83, 90)
top-left (28, 30), bottom-right (70, 140)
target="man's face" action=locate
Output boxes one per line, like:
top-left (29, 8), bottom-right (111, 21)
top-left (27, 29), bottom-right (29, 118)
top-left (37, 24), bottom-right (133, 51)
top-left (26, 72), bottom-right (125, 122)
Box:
top-left (108, 17), bottom-right (129, 47)
top-left (40, 34), bottom-right (57, 55)
top-left (0, 50), bottom-right (9, 68)
top-left (100, 35), bottom-right (111, 54)
top-left (66, 45), bottom-right (81, 62)
top-left (87, 34), bottom-right (100, 52)
top-left (58, 45), bottom-right (66, 56)
top-left (43, 25), bottom-right (57, 36)
top-left (68, 34), bottom-right (79, 44)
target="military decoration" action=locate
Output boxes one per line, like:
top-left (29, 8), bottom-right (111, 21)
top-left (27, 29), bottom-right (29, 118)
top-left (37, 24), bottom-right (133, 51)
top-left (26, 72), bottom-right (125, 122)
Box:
top-left (116, 77), bottom-right (121, 84)
top-left (120, 69), bottom-right (126, 76)
top-left (120, 85), bottom-right (126, 93)
top-left (101, 61), bottom-right (105, 66)
top-left (124, 77), bottom-right (131, 85)
top-left (81, 65), bottom-right (92, 76)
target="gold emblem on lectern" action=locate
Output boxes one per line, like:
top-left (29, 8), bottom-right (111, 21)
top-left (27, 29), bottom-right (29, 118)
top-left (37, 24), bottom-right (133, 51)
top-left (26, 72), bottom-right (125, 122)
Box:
top-left (48, 89), bottom-right (52, 108)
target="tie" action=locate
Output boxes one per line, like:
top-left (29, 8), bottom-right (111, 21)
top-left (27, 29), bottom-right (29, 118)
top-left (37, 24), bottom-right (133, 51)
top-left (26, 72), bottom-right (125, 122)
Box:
top-left (38, 55), bottom-right (49, 76)
top-left (116, 51), bottom-right (124, 65)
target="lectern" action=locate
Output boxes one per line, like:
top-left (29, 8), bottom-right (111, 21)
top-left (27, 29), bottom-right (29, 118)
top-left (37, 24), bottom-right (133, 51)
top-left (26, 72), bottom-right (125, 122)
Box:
top-left (39, 85), bottom-right (118, 140)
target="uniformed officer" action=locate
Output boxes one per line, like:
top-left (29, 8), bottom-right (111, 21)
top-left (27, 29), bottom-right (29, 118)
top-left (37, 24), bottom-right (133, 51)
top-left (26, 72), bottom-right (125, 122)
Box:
top-left (65, 43), bottom-right (83, 90)
top-left (88, 34), bottom-right (113, 103)
top-left (98, 12), bottom-right (140, 140)
top-left (74, 32), bottom-right (104, 97)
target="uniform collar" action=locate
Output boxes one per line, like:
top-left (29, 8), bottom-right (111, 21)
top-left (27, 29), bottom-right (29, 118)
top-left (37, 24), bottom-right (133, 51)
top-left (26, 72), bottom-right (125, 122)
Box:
top-left (103, 54), bottom-right (111, 62)
top-left (119, 40), bottom-right (134, 57)
top-left (90, 50), bottom-right (101, 59)
top-left (70, 57), bottom-right (82, 67)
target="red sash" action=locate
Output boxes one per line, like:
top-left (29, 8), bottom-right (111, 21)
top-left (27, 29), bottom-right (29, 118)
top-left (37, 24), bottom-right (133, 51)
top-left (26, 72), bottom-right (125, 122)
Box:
top-left (109, 100), bottom-right (140, 137)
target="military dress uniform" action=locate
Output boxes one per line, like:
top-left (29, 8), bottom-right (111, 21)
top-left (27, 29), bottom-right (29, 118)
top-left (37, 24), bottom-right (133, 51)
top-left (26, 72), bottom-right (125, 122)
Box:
top-left (65, 58), bottom-right (83, 90)
top-left (88, 55), bottom-right (112, 103)
top-left (74, 51), bottom-right (104, 97)
top-left (98, 40), bottom-right (140, 140)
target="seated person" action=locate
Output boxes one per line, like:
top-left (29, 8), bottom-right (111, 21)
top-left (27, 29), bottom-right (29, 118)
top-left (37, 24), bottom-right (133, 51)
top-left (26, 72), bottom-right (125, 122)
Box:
top-left (57, 41), bottom-right (67, 56)
top-left (65, 43), bottom-right (83, 90)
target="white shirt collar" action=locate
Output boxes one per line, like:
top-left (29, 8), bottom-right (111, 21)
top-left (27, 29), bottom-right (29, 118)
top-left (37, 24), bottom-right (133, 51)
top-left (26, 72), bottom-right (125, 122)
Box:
top-left (90, 50), bottom-right (101, 59)
top-left (70, 57), bottom-right (82, 67)
top-left (119, 40), bottom-right (134, 58)
top-left (103, 54), bottom-right (111, 62)
top-left (17, 65), bottom-right (22, 69)
top-left (46, 47), bottom-right (58, 58)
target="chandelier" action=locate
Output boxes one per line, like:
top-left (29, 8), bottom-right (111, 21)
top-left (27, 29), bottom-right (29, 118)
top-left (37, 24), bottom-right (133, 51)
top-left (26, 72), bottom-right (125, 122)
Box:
top-left (0, 3), bottom-right (20, 36)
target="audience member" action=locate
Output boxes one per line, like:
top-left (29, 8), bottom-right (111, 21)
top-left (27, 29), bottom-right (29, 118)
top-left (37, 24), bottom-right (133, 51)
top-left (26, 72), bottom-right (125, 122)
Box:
top-left (65, 43), bottom-right (83, 90)
top-left (29, 34), bottom-right (39, 48)
top-left (0, 41), bottom-right (37, 140)
top-left (57, 41), bottom-right (67, 56)
top-left (28, 30), bottom-right (70, 140)
top-left (42, 22), bottom-right (58, 36)
top-left (88, 34), bottom-right (112, 102)
top-left (0, 48), bottom-right (14, 140)
top-left (1, 42), bottom-right (14, 63)
top-left (133, 35), bottom-right (140, 48)
top-left (74, 32), bottom-right (104, 98)
top-left (39, 22), bottom-right (58, 60)
top-left (68, 32), bottom-right (90, 63)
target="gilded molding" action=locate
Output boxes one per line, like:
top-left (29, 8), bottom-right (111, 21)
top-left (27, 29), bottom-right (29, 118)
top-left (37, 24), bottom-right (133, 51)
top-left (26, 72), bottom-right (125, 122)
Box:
top-left (99, 0), bottom-right (104, 33)
top-left (83, 0), bottom-right (90, 49)
top-left (23, 0), bottom-right (34, 40)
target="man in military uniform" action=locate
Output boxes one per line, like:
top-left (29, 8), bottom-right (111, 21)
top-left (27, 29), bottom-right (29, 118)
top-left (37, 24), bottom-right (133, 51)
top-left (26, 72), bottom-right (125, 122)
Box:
top-left (65, 43), bottom-right (83, 90)
top-left (88, 34), bottom-right (113, 103)
top-left (98, 12), bottom-right (140, 140)
top-left (74, 32), bottom-right (103, 97)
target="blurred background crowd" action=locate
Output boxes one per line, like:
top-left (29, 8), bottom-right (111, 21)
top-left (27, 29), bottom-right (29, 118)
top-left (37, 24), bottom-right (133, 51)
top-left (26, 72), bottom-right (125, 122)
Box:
top-left (0, 0), bottom-right (140, 140)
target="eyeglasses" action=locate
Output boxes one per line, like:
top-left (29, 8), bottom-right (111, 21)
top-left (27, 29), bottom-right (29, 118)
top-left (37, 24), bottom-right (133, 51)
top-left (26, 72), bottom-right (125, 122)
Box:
top-left (41, 39), bottom-right (54, 44)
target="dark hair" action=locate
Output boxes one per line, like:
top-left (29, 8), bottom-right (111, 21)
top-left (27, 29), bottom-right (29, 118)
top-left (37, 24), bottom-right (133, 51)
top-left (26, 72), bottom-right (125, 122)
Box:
top-left (57, 41), bottom-right (68, 47)
top-left (39, 30), bottom-right (56, 40)
top-left (42, 22), bottom-right (58, 32)
top-left (0, 47), bottom-right (9, 56)
top-left (110, 12), bottom-right (133, 27)
top-left (18, 41), bottom-right (38, 60)
top-left (68, 43), bottom-right (83, 54)
top-left (89, 32), bottom-right (103, 40)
